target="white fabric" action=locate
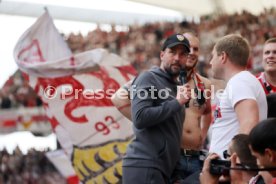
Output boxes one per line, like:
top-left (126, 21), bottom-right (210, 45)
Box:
top-left (13, 11), bottom-right (134, 147)
top-left (13, 11), bottom-right (136, 183)
top-left (209, 71), bottom-right (267, 158)
top-left (14, 11), bottom-right (130, 78)
top-left (46, 150), bottom-right (76, 178)
top-left (0, 107), bottom-right (51, 135)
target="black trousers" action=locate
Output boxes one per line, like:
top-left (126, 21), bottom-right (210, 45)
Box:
top-left (122, 166), bottom-right (169, 184)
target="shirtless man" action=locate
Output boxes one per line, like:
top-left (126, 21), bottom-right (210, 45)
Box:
top-left (180, 33), bottom-right (212, 150)
top-left (111, 33), bottom-right (212, 182)
top-left (171, 33), bottom-right (212, 182)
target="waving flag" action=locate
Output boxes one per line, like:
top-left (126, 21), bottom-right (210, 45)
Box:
top-left (46, 150), bottom-right (79, 184)
top-left (14, 11), bottom-right (136, 183)
top-left (0, 107), bottom-right (51, 135)
top-left (0, 109), bottom-right (17, 134)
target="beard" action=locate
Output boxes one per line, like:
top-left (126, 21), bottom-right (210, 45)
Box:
top-left (164, 64), bottom-right (184, 78)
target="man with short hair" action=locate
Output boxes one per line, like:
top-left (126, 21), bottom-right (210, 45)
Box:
top-left (255, 37), bottom-right (276, 183)
top-left (209, 34), bottom-right (267, 158)
top-left (227, 134), bottom-right (264, 184)
top-left (112, 33), bottom-right (212, 182)
top-left (200, 134), bottom-right (265, 184)
top-left (256, 37), bottom-right (276, 95)
top-left (122, 33), bottom-right (191, 184)
top-left (171, 32), bottom-right (212, 182)
top-left (249, 118), bottom-right (276, 184)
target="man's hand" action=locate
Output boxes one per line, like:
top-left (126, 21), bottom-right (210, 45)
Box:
top-left (176, 84), bottom-right (191, 105)
top-left (200, 153), bottom-right (220, 184)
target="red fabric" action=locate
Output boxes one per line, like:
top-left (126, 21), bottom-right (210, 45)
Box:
top-left (3, 120), bottom-right (16, 127)
top-left (48, 117), bottom-right (59, 130)
top-left (256, 72), bottom-right (276, 95)
top-left (67, 175), bottom-right (79, 184)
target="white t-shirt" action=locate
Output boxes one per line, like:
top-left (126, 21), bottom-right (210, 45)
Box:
top-left (209, 71), bottom-right (267, 158)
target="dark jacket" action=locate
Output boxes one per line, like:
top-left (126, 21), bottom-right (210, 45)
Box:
top-left (123, 67), bottom-right (185, 177)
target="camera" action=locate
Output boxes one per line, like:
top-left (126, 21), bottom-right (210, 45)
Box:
top-left (209, 159), bottom-right (231, 176)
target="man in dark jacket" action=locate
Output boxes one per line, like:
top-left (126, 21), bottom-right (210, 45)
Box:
top-left (122, 34), bottom-right (191, 184)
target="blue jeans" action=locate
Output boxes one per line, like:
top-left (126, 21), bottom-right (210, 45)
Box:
top-left (171, 154), bottom-right (203, 183)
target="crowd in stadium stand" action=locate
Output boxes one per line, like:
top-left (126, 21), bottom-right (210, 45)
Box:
top-left (0, 8), bottom-right (275, 110)
top-left (0, 70), bottom-right (42, 109)
top-left (0, 147), bottom-right (66, 184)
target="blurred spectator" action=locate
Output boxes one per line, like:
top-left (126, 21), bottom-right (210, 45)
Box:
top-left (200, 134), bottom-right (264, 184)
top-left (0, 147), bottom-right (66, 184)
top-left (256, 37), bottom-right (276, 95)
top-left (2, 7), bottom-right (276, 110)
top-left (1, 6), bottom-right (276, 184)
top-left (0, 70), bottom-right (43, 109)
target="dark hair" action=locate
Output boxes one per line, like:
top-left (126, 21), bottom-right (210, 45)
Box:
top-left (231, 134), bottom-right (257, 168)
top-left (267, 93), bottom-right (276, 118)
top-left (249, 118), bottom-right (276, 154)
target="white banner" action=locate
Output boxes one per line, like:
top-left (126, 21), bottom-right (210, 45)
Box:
top-left (0, 107), bottom-right (51, 135)
top-left (14, 11), bottom-right (136, 183)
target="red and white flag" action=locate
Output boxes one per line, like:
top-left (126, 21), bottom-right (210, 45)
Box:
top-left (46, 150), bottom-right (79, 184)
top-left (14, 11), bottom-right (136, 183)
top-left (0, 109), bottom-right (17, 134)
top-left (0, 107), bottom-right (51, 135)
